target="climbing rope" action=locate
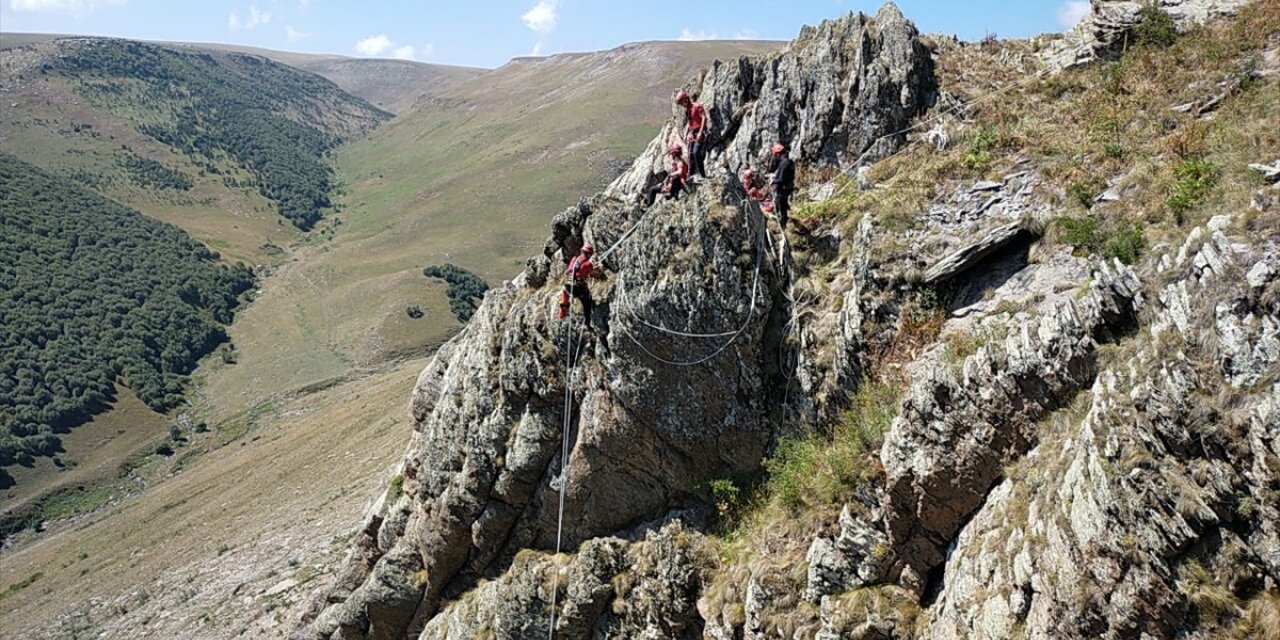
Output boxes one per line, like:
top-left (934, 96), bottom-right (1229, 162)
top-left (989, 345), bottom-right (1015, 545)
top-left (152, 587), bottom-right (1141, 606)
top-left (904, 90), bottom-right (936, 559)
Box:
top-left (547, 306), bottom-right (583, 638)
top-left (612, 202), bottom-right (762, 340)
top-left (612, 199), bottom-right (768, 367)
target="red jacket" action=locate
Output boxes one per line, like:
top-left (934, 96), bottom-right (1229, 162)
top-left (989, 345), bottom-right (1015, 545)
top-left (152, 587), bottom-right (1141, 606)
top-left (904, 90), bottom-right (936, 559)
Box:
top-left (567, 254), bottom-right (594, 281)
top-left (686, 102), bottom-right (707, 137)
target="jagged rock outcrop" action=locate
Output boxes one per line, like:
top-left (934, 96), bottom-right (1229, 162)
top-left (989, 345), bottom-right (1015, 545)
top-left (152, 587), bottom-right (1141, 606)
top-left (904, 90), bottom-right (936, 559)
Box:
top-left (922, 217), bottom-right (1280, 639)
top-left (299, 6), bottom-right (935, 639)
top-left (607, 3), bottom-right (934, 198)
top-left (1041, 0), bottom-right (1256, 70)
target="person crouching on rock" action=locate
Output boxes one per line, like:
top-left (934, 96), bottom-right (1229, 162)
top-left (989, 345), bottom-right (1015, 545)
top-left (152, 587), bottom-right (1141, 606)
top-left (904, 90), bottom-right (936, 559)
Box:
top-left (644, 144), bottom-right (690, 206)
top-left (740, 168), bottom-right (774, 214)
top-left (767, 142), bottom-right (795, 229)
top-left (559, 242), bottom-right (596, 321)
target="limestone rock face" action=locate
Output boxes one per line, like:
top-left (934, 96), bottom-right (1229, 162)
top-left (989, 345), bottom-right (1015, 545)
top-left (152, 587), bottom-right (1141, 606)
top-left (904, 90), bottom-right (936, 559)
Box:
top-left (298, 8), bottom-right (937, 639)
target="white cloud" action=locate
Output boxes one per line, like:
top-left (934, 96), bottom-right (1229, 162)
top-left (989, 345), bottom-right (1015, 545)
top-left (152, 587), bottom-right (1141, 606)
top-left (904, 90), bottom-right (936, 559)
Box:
top-left (9, 0), bottom-right (124, 13)
top-left (1056, 1), bottom-right (1090, 28)
top-left (391, 45), bottom-right (415, 60)
top-left (733, 29), bottom-right (760, 40)
top-left (678, 28), bottom-right (719, 41)
top-left (355, 34), bottom-right (393, 56)
top-left (228, 5), bottom-right (271, 31)
top-left (284, 25), bottom-right (308, 42)
top-left (530, 41), bottom-right (545, 56)
top-left (297, 0), bottom-right (311, 6)
top-left (420, 42), bottom-right (434, 58)
top-left (522, 0), bottom-right (558, 35)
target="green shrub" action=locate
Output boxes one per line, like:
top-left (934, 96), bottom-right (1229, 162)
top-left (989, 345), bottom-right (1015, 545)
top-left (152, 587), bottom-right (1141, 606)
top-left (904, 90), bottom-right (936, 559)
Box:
top-left (1058, 215), bottom-right (1100, 250)
top-left (386, 474), bottom-right (405, 503)
top-left (708, 478), bottom-right (742, 520)
top-left (1067, 178), bottom-right (1104, 209)
top-left (1056, 216), bottom-right (1145, 264)
top-left (763, 380), bottom-right (899, 511)
top-left (1131, 4), bottom-right (1179, 50)
top-left (1167, 158), bottom-right (1218, 218)
top-left (1103, 222), bottom-right (1145, 264)
top-left (962, 127), bottom-right (999, 172)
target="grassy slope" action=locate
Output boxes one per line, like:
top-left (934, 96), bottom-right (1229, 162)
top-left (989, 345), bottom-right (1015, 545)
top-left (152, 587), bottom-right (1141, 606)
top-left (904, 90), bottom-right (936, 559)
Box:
top-left (0, 359), bottom-right (422, 639)
top-left (2, 388), bottom-right (168, 515)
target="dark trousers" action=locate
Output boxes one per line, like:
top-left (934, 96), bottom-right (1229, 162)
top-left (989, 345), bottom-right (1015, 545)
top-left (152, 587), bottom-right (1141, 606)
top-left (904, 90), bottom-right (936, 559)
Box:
top-left (689, 138), bottom-right (707, 177)
top-left (563, 282), bottom-right (593, 319)
top-left (773, 188), bottom-right (792, 228)
top-left (645, 177), bottom-right (686, 206)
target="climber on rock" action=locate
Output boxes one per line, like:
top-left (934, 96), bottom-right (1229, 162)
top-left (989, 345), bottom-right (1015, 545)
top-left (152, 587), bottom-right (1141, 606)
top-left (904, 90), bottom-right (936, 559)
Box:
top-left (740, 168), bottom-right (775, 213)
top-left (767, 142), bottom-right (795, 229)
top-left (558, 242), bottom-right (596, 321)
top-left (675, 89), bottom-right (709, 179)
top-left (644, 144), bottom-right (690, 206)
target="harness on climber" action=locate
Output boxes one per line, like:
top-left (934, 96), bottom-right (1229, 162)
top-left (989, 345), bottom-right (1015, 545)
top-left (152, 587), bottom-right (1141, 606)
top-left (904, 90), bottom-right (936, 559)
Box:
top-left (558, 243), bottom-right (596, 321)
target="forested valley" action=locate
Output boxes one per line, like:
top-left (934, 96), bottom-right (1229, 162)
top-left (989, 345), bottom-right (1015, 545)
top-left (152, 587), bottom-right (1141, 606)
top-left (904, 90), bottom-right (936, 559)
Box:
top-left (0, 154), bottom-right (254, 470)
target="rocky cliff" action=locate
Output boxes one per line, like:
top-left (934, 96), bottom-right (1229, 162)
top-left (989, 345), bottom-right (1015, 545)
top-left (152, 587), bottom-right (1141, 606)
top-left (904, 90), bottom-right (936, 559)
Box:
top-left (299, 1), bottom-right (1280, 638)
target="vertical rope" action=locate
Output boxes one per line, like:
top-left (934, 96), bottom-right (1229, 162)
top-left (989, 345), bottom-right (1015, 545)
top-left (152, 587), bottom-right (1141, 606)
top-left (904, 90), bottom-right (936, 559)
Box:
top-left (548, 305), bottom-right (582, 639)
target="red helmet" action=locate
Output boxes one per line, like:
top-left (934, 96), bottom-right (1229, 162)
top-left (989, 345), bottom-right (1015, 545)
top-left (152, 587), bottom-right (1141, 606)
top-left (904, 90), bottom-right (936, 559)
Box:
top-left (668, 143), bottom-right (683, 156)
top-left (741, 169), bottom-right (755, 183)
top-left (674, 89), bottom-right (690, 106)
top-left (771, 142), bottom-right (786, 155)
top-left (582, 242), bottom-right (595, 255)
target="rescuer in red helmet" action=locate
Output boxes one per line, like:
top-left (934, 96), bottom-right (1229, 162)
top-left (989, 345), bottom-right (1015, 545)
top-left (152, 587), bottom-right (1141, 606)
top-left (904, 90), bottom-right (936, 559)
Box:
top-left (558, 242), bottom-right (595, 321)
top-left (767, 141), bottom-right (795, 228)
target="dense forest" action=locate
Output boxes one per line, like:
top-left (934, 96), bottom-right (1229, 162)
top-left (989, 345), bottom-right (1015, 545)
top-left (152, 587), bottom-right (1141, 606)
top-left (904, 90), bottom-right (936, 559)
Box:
top-left (49, 40), bottom-right (389, 229)
top-left (0, 154), bottom-right (254, 468)
top-left (423, 264), bottom-right (489, 321)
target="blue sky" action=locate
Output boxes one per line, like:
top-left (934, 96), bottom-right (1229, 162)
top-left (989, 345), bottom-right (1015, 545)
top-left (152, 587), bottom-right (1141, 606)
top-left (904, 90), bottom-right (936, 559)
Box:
top-left (1, 1), bottom-right (1092, 69)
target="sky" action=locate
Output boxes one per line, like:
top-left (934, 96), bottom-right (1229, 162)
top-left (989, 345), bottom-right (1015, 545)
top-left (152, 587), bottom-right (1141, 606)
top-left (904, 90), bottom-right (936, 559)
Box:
top-left (0, 1), bottom-right (1093, 69)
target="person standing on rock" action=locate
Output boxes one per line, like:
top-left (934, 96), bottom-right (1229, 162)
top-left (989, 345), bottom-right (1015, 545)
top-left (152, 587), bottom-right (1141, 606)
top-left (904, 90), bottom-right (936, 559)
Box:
top-left (768, 142), bottom-right (795, 228)
top-left (675, 90), bottom-right (709, 179)
top-left (644, 144), bottom-right (690, 206)
top-left (558, 243), bottom-right (596, 321)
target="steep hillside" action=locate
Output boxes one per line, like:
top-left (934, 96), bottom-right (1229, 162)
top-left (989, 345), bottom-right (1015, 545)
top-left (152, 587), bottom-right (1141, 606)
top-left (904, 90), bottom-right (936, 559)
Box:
top-left (0, 37), bottom-right (389, 261)
top-left (162, 42), bottom-right (485, 114)
top-left (296, 1), bottom-right (1280, 639)
top-left (195, 38), bottom-right (783, 428)
top-left (288, 58), bottom-right (483, 115)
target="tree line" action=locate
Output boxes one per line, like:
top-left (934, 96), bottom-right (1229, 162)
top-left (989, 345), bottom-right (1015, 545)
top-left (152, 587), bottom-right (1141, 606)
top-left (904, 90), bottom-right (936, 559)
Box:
top-left (423, 264), bottom-right (489, 322)
top-left (0, 154), bottom-right (254, 468)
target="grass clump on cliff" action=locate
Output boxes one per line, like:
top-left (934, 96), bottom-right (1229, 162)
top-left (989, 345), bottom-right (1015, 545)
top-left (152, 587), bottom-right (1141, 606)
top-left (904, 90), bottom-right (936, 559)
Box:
top-left (765, 379), bottom-right (899, 512)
